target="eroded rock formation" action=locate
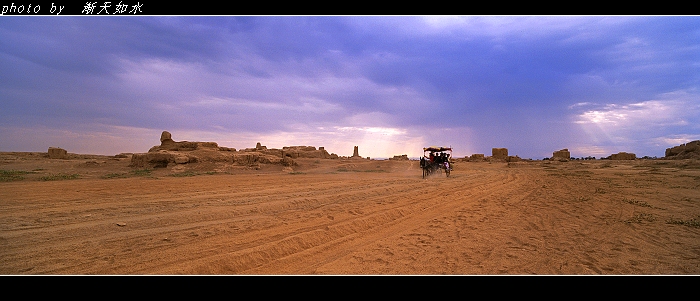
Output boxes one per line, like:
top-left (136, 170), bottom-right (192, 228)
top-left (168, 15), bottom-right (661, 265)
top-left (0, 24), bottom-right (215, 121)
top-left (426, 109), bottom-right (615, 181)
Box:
top-left (389, 154), bottom-right (409, 161)
top-left (609, 152), bottom-right (636, 160)
top-left (491, 148), bottom-right (508, 160)
top-left (552, 149), bottom-right (571, 161)
top-left (148, 131), bottom-right (221, 152)
top-left (665, 140), bottom-right (700, 159)
top-left (48, 147), bottom-right (68, 159)
top-left (281, 146), bottom-right (335, 159)
top-left (470, 154), bottom-right (485, 160)
top-left (130, 131), bottom-right (348, 168)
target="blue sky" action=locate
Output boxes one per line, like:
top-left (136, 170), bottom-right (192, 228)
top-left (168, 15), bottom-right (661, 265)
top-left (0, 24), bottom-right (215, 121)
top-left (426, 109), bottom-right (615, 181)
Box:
top-left (1, 16), bottom-right (699, 159)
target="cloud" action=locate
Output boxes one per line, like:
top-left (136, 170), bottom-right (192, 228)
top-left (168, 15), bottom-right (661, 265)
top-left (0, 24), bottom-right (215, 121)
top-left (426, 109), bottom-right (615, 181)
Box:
top-left (2, 16), bottom-right (699, 160)
top-left (573, 92), bottom-right (698, 128)
top-left (652, 134), bottom-right (700, 148)
top-left (570, 90), bottom-right (700, 156)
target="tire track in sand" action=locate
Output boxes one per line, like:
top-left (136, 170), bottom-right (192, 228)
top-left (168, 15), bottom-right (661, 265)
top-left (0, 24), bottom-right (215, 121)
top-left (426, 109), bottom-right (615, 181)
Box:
top-left (160, 169), bottom-right (526, 274)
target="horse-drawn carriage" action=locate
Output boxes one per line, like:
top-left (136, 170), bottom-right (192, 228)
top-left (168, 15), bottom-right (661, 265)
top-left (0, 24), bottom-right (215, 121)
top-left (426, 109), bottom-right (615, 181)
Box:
top-left (420, 146), bottom-right (453, 178)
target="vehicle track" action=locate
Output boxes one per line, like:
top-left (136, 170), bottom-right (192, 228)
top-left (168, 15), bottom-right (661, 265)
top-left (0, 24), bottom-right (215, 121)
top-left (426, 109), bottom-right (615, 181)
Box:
top-left (2, 161), bottom-right (699, 275)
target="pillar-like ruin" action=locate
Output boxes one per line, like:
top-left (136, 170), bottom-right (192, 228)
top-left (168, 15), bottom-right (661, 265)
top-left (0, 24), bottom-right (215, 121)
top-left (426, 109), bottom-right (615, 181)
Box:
top-left (553, 149), bottom-right (571, 160)
top-left (48, 147), bottom-right (68, 159)
top-left (492, 148), bottom-right (508, 160)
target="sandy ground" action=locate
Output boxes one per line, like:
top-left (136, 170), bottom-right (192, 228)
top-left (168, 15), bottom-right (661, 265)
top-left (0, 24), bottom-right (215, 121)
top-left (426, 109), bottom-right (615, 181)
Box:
top-left (1, 152), bottom-right (699, 275)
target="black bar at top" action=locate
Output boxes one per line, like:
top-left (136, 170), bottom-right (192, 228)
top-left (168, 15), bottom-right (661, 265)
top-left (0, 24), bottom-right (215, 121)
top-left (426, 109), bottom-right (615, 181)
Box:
top-left (0, 1), bottom-right (677, 16)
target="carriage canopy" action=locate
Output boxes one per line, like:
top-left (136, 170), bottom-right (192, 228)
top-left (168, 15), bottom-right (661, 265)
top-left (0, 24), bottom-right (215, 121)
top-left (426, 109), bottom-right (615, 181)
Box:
top-left (423, 146), bottom-right (452, 152)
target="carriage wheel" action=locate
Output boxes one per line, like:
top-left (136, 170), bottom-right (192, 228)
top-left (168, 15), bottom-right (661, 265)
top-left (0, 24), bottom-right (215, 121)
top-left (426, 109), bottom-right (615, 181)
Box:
top-left (426, 166), bottom-right (433, 178)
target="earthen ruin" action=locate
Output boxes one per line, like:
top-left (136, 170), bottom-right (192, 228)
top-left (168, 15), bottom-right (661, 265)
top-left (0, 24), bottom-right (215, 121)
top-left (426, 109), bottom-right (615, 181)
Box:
top-left (609, 152), bottom-right (636, 160)
top-left (470, 154), bottom-right (485, 161)
top-left (459, 154), bottom-right (485, 162)
top-left (131, 131), bottom-right (305, 168)
top-left (552, 149), bottom-right (571, 161)
top-left (389, 154), bottom-right (409, 161)
top-left (506, 155), bottom-right (522, 162)
top-left (665, 140), bottom-right (700, 159)
top-left (492, 148), bottom-right (508, 160)
top-left (148, 131), bottom-right (222, 153)
top-left (281, 146), bottom-right (336, 159)
top-left (48, 147), bottom-right (68, 159)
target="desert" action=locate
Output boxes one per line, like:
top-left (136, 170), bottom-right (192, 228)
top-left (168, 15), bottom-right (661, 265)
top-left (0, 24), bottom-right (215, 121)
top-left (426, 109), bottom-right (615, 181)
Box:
top-left (1, 135), bottom-right (699, 275)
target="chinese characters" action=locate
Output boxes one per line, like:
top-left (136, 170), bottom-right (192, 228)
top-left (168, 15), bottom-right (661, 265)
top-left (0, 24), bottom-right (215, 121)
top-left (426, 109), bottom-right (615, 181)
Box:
top-left (82, 1), bottom-right (142, 14)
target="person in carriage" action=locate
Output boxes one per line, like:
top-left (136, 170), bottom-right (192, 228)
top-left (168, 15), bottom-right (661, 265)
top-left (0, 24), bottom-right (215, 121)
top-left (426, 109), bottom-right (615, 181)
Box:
top-left (422, 146), bottom-right (453, 178)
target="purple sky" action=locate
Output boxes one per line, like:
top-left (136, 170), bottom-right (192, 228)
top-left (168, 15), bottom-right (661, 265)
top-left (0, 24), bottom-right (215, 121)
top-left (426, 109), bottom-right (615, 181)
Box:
top-left (1, 16), bottom-right (699, 159)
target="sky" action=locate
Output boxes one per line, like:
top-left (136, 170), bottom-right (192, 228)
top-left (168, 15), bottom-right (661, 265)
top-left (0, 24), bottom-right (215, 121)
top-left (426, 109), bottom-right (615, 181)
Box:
top-left (1, 16), bottom-right (699, 159)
